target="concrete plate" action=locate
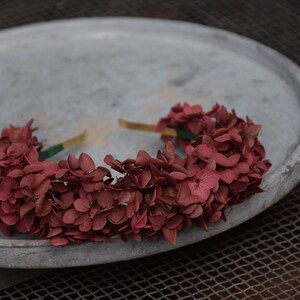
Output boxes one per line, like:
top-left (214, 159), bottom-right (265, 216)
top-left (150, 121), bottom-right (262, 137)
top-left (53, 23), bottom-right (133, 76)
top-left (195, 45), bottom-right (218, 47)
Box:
top-left (0, 18), bottom-right (299, 268)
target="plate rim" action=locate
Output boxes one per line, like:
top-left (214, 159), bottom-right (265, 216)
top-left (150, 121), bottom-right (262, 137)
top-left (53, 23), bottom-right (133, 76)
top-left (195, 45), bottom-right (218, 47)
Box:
top-left (0, 17), bottom-right (299, 267)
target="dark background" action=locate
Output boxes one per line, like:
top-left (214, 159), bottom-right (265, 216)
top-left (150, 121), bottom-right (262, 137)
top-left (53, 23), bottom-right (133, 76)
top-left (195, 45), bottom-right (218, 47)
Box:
top-left (1, 0), bottom-right (300, 65)
top-left (0, 1), bottom-right (300, 299)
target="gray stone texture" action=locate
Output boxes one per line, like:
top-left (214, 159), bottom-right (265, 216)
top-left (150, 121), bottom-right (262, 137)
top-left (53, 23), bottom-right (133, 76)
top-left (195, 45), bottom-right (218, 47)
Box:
top-left (0, 18), bottom-right (299, 268)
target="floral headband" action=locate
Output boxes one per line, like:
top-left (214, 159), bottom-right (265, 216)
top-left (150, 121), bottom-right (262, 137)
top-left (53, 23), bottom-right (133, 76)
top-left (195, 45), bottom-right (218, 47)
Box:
top-left (0, 103), bottom-right (271, 246)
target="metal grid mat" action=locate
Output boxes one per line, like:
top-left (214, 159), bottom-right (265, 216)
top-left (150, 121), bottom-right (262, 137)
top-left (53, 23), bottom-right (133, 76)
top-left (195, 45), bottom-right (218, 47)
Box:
top-left (0, 186), bottom-right (299, 299)
top-left (1, 0), bottom-right (300, 65)
top-left (0, 0), bottom-right (300, 299)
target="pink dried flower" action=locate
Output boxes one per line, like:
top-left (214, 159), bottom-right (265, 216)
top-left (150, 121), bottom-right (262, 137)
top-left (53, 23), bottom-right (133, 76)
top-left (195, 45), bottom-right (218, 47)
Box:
top-left (0, 103), bottom-right (271, 246)
top-left (188, 168), bottom-right (219, 202)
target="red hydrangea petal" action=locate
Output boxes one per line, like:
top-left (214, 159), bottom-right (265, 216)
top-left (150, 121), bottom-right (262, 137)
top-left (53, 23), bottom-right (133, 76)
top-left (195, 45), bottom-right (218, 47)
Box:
top-left (7, 169), bottom-right (24, 178)
top-left (74, 198), bottom-right (91, 213)
top-left (132, 211), bottom-right (148, 230)
top-left (248, 173), bottom-right (262, 179)
top-left (208, 211), bottom-right (222, 223)
top-left (187, 119), bottom-right (201, 135)
top-left (229, 129), bottom-right (242, 143)
top-left (155, 118), bottom-right (168, 132)
top-left (92, 215), bottom-right (107, 230)
top-left (25, 147), bottom-right (39, 164)
top-left (1, 213), bottom-right (19, 225)
top-left (0, 152), bottom-right (6, 160)
top-left (0, 188), bottom-right (11, 200)
top-left (35, 179), bottom-right (50, 195)
top-left (136, 150), bottom-right (151, 166)
top-left (72, 233), bottom-right (90, 240)
top-left (183, 103), bottom-right (193, 115)
top-left (181, 204), bottom-right (197, 215)
top-left (108, 206), bottom-right (126, 224)
top-left (185, 145), bottom-right (194, 155)
top-left (24, 164), bottom-right (44, 174)
top-left (195, 144), bottom-right (215, 159)
top-left (214, 133), bottom-right (231, 142)
top-left (235, 162), bottom-right (250, 174)
top-left (97, 190), bottom-right (113, 208)
top-left (230, 181), bottom-right (249, 193)
top-left (165, 215), bottom-right (184, 229)
top-left (7, 143), bottom-right (28, 157)
top-left (198, 169), bottom-right (220, 189)
top-left (68, 154), bottom-right (79, 170)
top-left (55, 168), bottom-right (69, 179)
top-left (162, 227), bottom-right (177, 244)
top-left (81, 182), bottom-right (97, 192)
top-left (91, 236), bottom-right (106, 242)
top-left (79, 153), bottom-right (95, 173)
top-left (245, 124), bottom-right (262, 137)
top-left (20, 174), bottom-right (45, 189)
top-left (48, 211), bottom-right (63, 227)
top-left (51, 237), bottom-right (69, 246)
top-left (214, 186), bottom-right (229, 204)
top-left (218, 169), bottom-right (236, 184)
top-left (188, 204), bottom-right (203, 219)
top-left (63, 209), bottom-right (79, 224)
top-left (47, 228), bottom-right (63, 238)
top-left (139, 170), bottom-right (152, 188)
top-left (79, 218), bottom-right (92, 232)
top-left (169, 171), bottom-right (187, 180)
top-left (23, 212), bottom-right (35, 231)
top-left (61, 192), bottom-right (74, 210)
top-left (197, 217), bottom-right (208, 232)
top-left (35, 196), bottom-right (52, 217)
top-left (174, 112), bottom-right (186, 122)
top-left (41, 161), bottom-right (59, 177)
top-left (119, 191), bottom-right (132, 204)
top-left (213, 153), bottom-right (240, 167)
top-left (20, 201), bottom-right (35, 218)
top-left (256, 161), bottom-right (269, 172)
top-left (149, 215), bottom-right (165, 231)
top-left (104, 155), bottom-right (124, 172)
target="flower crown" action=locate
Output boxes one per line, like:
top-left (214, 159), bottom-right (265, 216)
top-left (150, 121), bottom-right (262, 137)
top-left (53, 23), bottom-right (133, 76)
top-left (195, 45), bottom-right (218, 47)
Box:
top-left (0, 103), bottom-right (271, 246)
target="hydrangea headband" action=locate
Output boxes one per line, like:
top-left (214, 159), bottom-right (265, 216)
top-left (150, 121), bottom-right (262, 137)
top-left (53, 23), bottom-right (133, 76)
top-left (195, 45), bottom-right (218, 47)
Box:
top-left (0, 103), bottom-right (271, 246)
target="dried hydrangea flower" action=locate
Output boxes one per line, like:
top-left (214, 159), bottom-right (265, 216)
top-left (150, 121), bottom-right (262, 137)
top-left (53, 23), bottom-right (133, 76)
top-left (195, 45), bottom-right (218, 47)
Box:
top-left (0, 103), bottom-right (271, 246)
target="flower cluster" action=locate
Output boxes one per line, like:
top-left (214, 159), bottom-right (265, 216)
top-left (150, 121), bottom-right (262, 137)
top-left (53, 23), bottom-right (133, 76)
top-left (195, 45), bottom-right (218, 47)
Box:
top-left (0, 103), bottom-right (271, 246)
top-left (156, 103), bottom-right (271, 205)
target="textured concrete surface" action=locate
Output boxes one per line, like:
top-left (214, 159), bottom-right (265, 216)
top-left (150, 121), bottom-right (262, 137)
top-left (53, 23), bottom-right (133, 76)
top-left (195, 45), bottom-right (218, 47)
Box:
top-left (0, 18), bottom-right (299, 268)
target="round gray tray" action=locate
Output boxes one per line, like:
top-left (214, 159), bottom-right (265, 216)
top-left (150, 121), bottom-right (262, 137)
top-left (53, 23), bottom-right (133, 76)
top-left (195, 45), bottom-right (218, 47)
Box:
top-left (0, 18), bottom-right (299, 268)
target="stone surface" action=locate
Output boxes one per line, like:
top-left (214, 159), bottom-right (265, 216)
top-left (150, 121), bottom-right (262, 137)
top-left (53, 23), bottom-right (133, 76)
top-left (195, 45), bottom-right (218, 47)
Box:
top-left (0, 18), bottom-right (299, 268)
